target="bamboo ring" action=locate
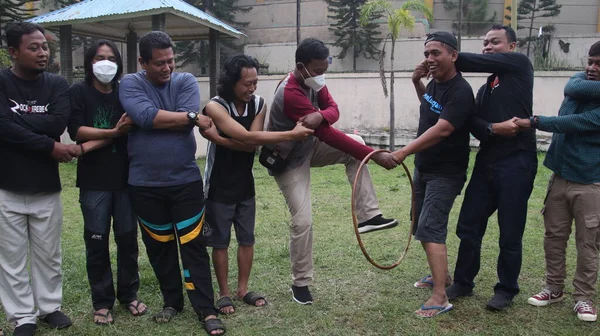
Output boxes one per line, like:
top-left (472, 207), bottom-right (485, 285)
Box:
top-left (351, 149), bottom-right (416, 270)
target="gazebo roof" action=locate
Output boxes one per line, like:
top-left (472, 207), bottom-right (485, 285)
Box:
top-left (27, 0), bottom-right (245, 42)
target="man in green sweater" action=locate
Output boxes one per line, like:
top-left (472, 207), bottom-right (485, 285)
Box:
top-left (515, 41), bottom-right (600, 322)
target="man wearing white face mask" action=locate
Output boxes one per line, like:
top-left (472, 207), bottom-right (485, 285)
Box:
top-left (265, 38), bottom-right (399, 305)
top-left (67, 40), bottom-right (146, 326)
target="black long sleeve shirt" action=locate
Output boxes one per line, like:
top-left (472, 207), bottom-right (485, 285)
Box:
top-left (0, 68), bottom-right (70, 193)
top-left (456, 52), bottom-right (537, 163)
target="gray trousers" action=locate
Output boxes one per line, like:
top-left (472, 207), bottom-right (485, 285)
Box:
top-left (274, 135), bottom-right (381, 287)
top-left (0, 189), bottom-right (63, 327)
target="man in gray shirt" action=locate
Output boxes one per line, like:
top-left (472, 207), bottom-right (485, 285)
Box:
top-left (119, 31), bottom-right (224, 335)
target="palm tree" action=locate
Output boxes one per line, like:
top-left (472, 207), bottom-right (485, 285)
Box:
top-left (360, 0), bottom-right (433, 150)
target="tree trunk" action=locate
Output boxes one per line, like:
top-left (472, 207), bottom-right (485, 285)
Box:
top-left (353, 45), bottom-right (357, 72)
top-left (389, 39), bottom-right (395, 151)
top-left (526, 0), bottom-right (537, 57)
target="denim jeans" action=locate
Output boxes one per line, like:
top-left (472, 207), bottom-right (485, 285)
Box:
top-left (452, 150), bottom-right (537, 298)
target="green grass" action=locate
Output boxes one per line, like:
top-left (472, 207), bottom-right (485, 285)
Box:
top-left (0, 152), bottom-right (595, 335)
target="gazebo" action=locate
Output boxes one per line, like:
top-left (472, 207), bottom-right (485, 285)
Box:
top-left (27, 0), bottom-right (245, 95)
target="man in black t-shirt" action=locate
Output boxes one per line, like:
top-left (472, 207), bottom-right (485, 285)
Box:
top-left (445, 24), bottom-right (537, 312)
top-left (67, 39), bottom-right (146, 326)
top-left (391, 31), bottom-right (474, 318)
top-left (0, 22), bottom-right (77, 336)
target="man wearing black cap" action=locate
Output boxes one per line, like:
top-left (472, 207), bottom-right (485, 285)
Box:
top-left (392, 31), bottom-right (474, 318)
top-left (444, 24), bottom-right (537, 312)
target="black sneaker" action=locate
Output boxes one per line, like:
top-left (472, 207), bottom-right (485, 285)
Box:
top-left (446, 282), bottom-right (474, 301)
top-left (486, 292), bottom-right (513, 311)
top-left (13, 324), bottom-right (36, 336)
top-left (291, 285), bottom-right (313, 305)
top-left (358, 215), bottom-right (398, 234)
top-left (41, 311), bottom-right (72, 329)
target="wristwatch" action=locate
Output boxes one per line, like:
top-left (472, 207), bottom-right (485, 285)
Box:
top-left (529, 115), bottom-right (539, 129)
top-left (486, 123), bottom-right (494, 136)
top-left (187, 111), bottom-right (199, 124)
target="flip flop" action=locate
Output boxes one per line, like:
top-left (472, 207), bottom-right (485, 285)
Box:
top-left (216, 296), bottom-right (235, 315)
top-left (242, 291), bottom-right (267, 307)
top-left (203, 317), bottom-right (226, 335)
top-left (152, 307), bottom-right (178, 323)
top-left (93, 310), bottom-right (114, 326)
top-left (122, 299), bottom-right (148, 317)
top-left (416, 303), bottom-right (454, 318)
top-left (414, 275), bottom-right (434, 288)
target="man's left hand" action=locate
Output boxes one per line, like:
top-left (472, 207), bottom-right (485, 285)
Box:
top-left (391, 149), bottom-right (407, 165)
top-left (298, 112), bottom-right (324, 130)
top-left (195, 115), bottom-right (212, 131)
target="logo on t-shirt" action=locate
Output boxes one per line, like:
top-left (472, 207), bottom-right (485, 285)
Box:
top-left (423, 93), bottom-right (443, 114)
top-left (9, 99), bottom-right (48, 115)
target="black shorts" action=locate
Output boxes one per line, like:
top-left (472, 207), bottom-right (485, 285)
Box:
top-left (204, 197), bottom-right (256, 248)
top-left (412, 169), bottom-right (465, 244)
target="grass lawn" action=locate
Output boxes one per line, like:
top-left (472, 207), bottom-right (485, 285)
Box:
top-left (0, 152), bottom-right (595, 335)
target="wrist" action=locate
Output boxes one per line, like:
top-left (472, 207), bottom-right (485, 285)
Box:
top-left (79, 144), bottom-right (85, 156)
top-left (530, 115), bottom-right (539, 129)
top-left (487, 123), bottom-right (495, 136)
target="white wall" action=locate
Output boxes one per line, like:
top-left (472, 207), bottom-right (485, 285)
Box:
top-left (191, 71), bottom-right (575, 157)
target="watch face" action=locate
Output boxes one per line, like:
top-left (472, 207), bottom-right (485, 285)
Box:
top-left (188, 111), bottom-right (198, 119)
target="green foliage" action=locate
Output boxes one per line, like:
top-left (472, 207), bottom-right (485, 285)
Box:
top-left (176, 0), bottom-right (250, 69)
top-left (326, 0), bottom-right (382, 71)
top-left (0, 0), bottom-right (38, 47)
top-left (505, 0), bottom-right (562, 56)
top-left (443, 0), bottom-right (497, 36)
top-left (0, 47), bottom-right (11, 68)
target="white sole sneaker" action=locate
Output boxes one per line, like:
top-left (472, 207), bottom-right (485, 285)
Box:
top-left (358, 219), bottom-right (398, 233)
top-left (577, 312), bottom-right (597, 322)
top-left (527, 295), bottom-right (564, 307)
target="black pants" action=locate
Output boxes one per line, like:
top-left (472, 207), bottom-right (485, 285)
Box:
top-left (80, 189), bottom-right (140, 311)
top-left (453, 151), bottom-right (537, 298)
top-left (129, 180), bottom-right (217, 318)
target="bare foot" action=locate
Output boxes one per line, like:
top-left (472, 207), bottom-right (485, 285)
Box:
top-left (238, 290), bottom-right (266, 307)
top-left (124, 299), bottom-right (148, 316)
top-left (414, 275), bottom-right (452, 289)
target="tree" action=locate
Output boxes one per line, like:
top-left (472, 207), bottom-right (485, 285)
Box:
top-left (505, 0), bottom-right (561, 57)
top-left (360, 0), bottom-right (433, 150)
top-left (326, 0), bottom-right (382, 71)
top-left (176, 0), bottom-right (250, 70)
top-left (0, 0), bottom-right (38, 47)
top-left (443, 0), bottom-right (496, 36)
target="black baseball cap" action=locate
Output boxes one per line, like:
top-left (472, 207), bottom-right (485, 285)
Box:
top-left (425, 31), bottom-right (458, 51)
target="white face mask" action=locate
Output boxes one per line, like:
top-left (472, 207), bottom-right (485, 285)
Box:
top-left (92, 60), bottom-right (118, 84)
top-left (299, 63), bottom-right (326, 92)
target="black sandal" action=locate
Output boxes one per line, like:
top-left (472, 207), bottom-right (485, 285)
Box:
top-left (216, 296), bottom-right (235, 315)
top-left (242, 291), bottom-right (267, 307)
top-left (203, 317), bottom-right (226, 335)
top-left (152, 307), bottom-right (178, 323)
top-left (93, 310), bottom-right (114, 326)
top-left (122, 299), bottom-right (148, 317)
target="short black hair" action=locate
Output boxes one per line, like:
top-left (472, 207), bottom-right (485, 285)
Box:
top-left (490, 23), bottom-right (517, 43)
top-left (589, 41), bottom-right (600, 57)
top-left (6, 22), bottom-right (45, 49)
top-left (84, 40), bottom-right (124, 86)
top-left (295, 38), bottom-right (329, 65)
top-left (139, 31), bottom-right (174, 62)
top-left (217, 54), bottom-right (260, 102)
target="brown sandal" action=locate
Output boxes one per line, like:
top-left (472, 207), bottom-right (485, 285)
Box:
top-left (122, 299), bottom-right (148, 317)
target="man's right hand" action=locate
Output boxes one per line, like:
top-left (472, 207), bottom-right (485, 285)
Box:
top-left (51, 142), bottom-right (77, 162)
top-left (491, 117), bottom-right (520, 137)
top-left (412, 60), bottom-right (430, 83)
top-left (291, 122), bottom-right (314, 140)
top-left (371, 152), bottom-right (398, 170)
top-left (195, 115), bottom-right (212, 131)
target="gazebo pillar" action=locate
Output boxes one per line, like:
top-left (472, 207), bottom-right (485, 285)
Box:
top-left (208, 28), bottom-right (220, 97)
top-left (126, 30), bottom-right (138, 74)
top-left (59, 25), bottom-right (73, 84)
top-left (152, 14), bottom-right (166, 31)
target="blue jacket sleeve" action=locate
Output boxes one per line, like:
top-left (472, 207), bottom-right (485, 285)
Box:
top-left (563, 72), bottom-right (600, 100)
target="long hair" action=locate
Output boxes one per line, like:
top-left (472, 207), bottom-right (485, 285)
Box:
top-left (84, 40), bottom-right (123, 86)
top-left (217, 54), bottom-right (260, 102)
